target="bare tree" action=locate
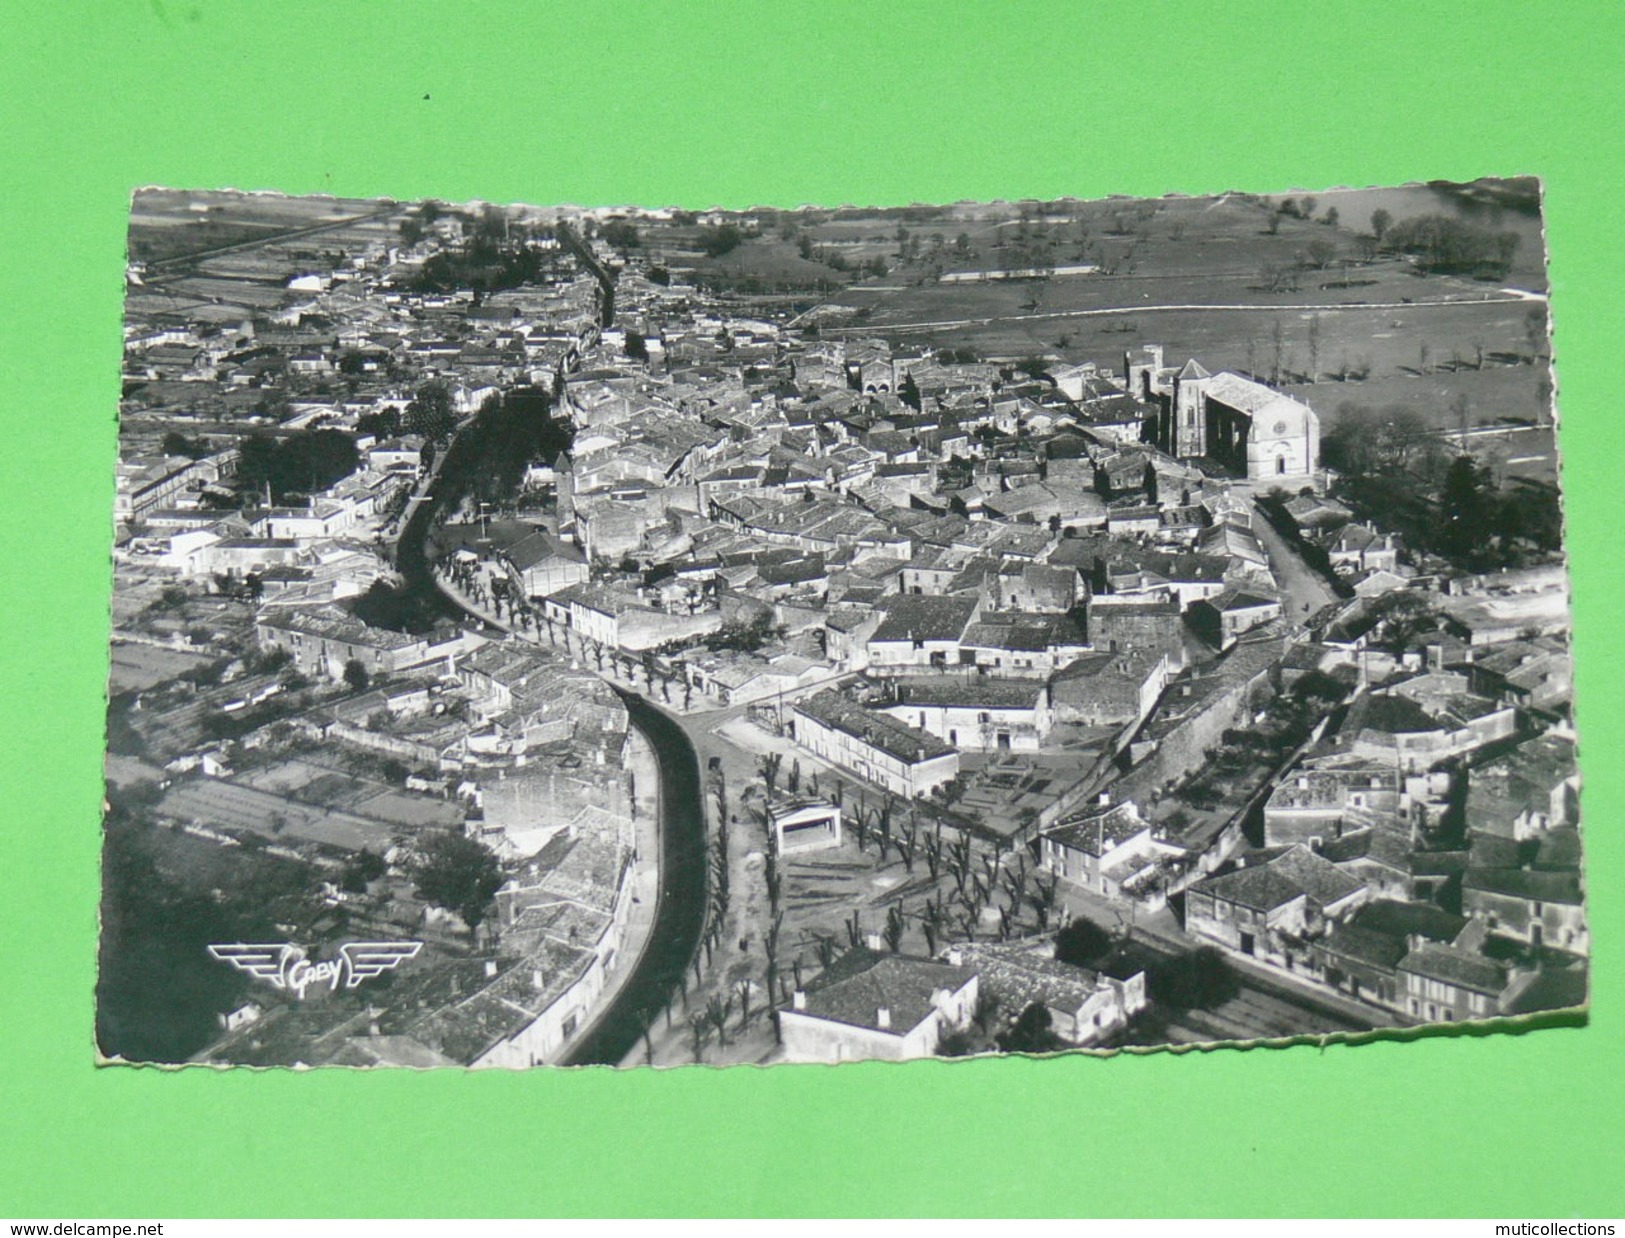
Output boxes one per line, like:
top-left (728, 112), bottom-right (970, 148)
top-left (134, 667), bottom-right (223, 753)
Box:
top-left (638, 1006), bottom-right (657, 1065)
top-left (947, 835), bottom-right (972, 895)
top-left (876, 798), bottom-right (895, 862)
top-left (899, 804), bottom-right (920, 874)
top-left (758, 752), bottom-right (783, 800)
top-left (704, 994), bottom-right (731, 1048)
top-left (883, 905), bottom-right (906, 954)
top-left (1030, 872), bottom-right (1061, 931)
top-left (924, 826), bottom-right (943, 881)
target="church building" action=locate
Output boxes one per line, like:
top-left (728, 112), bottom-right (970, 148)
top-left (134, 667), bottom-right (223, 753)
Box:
top-left (1126, 344), bottom-right (1320, 480)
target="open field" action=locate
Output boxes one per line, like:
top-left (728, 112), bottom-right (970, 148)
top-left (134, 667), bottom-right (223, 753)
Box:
top-left (699, 239), bottom-right (856, 288)
top-left (161, 275), bottom-right (294, 308)
top-left (805, 187), bottom-right (1550, 434)
top-left (237, 758), bottom-right (464, 830)
top-left (918, 182), bottom-right (1541, 288)
top-left (128, 188), bottom-right (388, 265)
top-left (194, 251), bottom-right (308, 282)
top-left (157, 776), bottom-right (406, 852)
top-left (891, 295), bottom-right (1544, 386)
top-left (108, 641), bottom-right (218, 694)
top-left (1298, 364), bottom-right (1551, 432)
top-left (625, 224), bottom-right (863, 292)
top-left (840, 258), bottom-right (1525, 327)
top-left (831, 239), bottom-right (1555, 483)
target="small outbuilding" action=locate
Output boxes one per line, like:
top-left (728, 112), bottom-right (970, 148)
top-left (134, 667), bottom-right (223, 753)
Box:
top-left (770, 797), bottom-right (843, 855)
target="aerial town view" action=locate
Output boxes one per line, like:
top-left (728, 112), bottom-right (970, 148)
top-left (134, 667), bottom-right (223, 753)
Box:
top-left (98, 178), bottom-right (1584, 1069)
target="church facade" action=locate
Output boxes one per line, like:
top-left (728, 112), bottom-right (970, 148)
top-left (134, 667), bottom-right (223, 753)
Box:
top-left (1126, 344), bottom-right (1320, 479)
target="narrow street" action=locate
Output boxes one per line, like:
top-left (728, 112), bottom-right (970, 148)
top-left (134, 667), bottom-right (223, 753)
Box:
top-left (1246, 495), bottom-right (1337, 620)
top-left (387, 403), bottom-right (715, 1068)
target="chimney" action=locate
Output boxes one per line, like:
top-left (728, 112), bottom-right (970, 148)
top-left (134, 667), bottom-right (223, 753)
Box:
top-left (877, 1006), bottom-right (892, 1030)
top-left (532, 969), bottom-right (546, 992)
top-left (792, 989), bottom-right (807, 1011)
top-left (1097, 792), bottom-right (1111, 806)
top-left (483, 959), bottom-right (498, 979)
top-left (945, 949), bottom-right (963, 967)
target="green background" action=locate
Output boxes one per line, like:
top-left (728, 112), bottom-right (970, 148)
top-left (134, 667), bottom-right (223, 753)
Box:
top-left (3, 0), bottom-right (1622, 1218)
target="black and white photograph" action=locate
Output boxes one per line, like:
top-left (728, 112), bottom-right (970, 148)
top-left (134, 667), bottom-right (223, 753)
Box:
top-left (100, 179), bottom-right (1583, 1069)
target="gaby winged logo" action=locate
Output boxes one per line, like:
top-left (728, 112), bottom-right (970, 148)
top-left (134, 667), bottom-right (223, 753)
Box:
top-left (208, 941), bottom-right (423, 1000)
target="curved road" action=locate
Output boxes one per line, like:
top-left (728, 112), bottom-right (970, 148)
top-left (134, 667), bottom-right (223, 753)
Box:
top-left (564, 693), bottom-right (708, 1066)
top-left (390, 401), bottom-right (709, 1068)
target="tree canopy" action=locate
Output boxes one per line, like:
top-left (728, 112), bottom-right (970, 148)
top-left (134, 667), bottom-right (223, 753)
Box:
top-left (1439, 454), bottom-right (1498, 560)
top-left (1382, 214), bottom-right (1521, 278)
top-left (411, 231), bottom-right (553, 295)
top-left (161, 431), bottom-right (213, 460)
top-left (601, 220), bottom-right (640, 252)
top-left (996, 1002), bottom-right (1067, 1054)
top-left (356, 407), bottom-right (404, 440)
top-left (342, 658), bottom-right (371, 692)
top-left (236, 429), bottom-right (359, 503)
top-left (1146, 947), bottom-right (1240, 1010)
top-left (410, 831), bottom-right (505, 936)
top-left (405, 381), bottom-right (458, 442)
top-left (698, 224), bottom-right (744, 257)
top-left (1054, 917), bottom-right (1113, 967)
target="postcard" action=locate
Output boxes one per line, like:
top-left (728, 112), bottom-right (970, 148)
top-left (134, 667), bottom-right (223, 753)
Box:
top-left (100, 181), bottom-right (1582, 1068)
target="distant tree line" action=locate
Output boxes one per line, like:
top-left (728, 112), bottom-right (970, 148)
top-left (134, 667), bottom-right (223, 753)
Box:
top-left (601, 220), bottom-right (640, 253)
top-left (1322, 402), bottom-right (1561, 570)
top-left (1381, 214), bottom-right (1521, 279)
top-left (698, 224), bottom-right (744, 257)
